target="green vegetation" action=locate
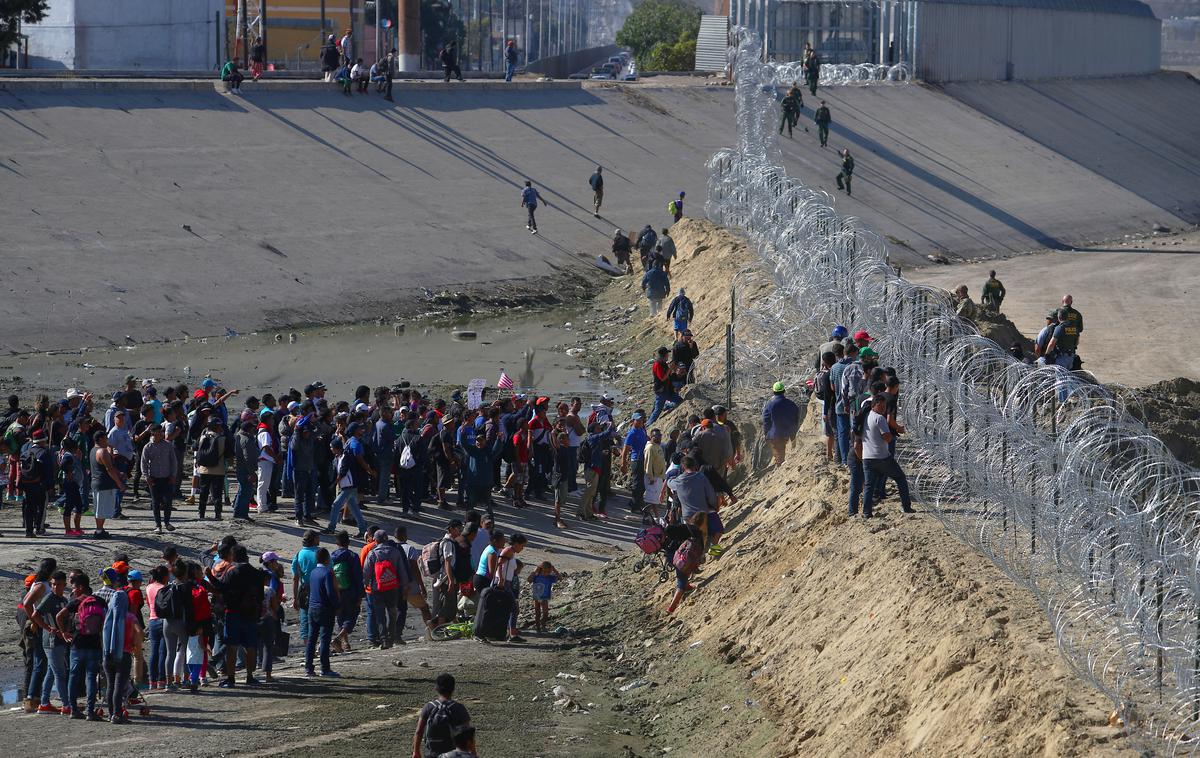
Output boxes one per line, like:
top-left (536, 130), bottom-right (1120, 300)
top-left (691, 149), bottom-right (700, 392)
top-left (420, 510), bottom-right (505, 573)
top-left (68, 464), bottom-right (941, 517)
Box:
top-left (1, 0), bottom-right (49, 51)
top-left (616, 0), bottom-right (700, 70)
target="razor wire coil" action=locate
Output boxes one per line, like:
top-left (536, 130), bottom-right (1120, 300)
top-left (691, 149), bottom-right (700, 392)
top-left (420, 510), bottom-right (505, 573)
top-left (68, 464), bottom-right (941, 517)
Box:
top-left (707, 27), bottom-right (1200, 754)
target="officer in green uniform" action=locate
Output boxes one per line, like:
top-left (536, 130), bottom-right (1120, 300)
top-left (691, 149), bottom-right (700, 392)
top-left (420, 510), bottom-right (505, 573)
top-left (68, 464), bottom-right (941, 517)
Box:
top-left (836, 149), bottom-right (855, 196)
top-left (814, 100), bottom-right (831, 148)
top-left (805, 51), bottom-right (821, 96)
top-left (981, 270), bottom-right (1006, 313)
top-left (1059, 294), bottom-right (1083, 336)
top-left (779, 88), bottom-right (802, 138)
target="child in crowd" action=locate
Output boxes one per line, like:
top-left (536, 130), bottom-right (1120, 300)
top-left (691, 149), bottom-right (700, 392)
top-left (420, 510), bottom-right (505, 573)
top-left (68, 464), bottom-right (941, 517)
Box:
top-left (528, 561), bottom-right (561, 633)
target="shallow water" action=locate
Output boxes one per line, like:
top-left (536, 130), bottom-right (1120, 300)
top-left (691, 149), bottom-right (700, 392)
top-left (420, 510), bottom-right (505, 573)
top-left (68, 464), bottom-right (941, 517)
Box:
top-left (0, 310), bottom-right (609, 402)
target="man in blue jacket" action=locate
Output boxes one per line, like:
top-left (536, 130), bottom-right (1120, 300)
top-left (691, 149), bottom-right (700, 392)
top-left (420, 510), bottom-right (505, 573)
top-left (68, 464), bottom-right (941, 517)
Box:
top-left (641, 263), bottom-right (670, 316)
top-left (761, 382), bottom-right (801, 466)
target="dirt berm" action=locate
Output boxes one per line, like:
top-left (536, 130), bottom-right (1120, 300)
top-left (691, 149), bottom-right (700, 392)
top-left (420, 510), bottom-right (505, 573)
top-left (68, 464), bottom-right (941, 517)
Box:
top-left (561, 217), bottom-right (1132, 756)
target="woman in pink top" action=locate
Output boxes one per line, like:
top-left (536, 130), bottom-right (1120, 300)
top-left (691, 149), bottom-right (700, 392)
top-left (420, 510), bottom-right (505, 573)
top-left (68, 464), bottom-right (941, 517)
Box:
top-left (145, 565), bottom-right (169, 689)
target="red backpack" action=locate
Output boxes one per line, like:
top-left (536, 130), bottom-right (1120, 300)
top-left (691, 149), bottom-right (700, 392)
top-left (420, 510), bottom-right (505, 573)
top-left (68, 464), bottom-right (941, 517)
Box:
top-left (375, 556), bottom-right (400, 593)
top-left (673, 539), bottom-right (702, 575)
top-left (76, 595), bottom-right (106, 636)
top-left (634, 525), bottom-right (665, 555)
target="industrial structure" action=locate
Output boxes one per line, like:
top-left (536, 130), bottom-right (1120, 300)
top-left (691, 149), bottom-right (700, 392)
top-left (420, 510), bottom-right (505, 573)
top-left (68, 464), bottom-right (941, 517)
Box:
top-left (727, 0), bottom-right (1161, 81)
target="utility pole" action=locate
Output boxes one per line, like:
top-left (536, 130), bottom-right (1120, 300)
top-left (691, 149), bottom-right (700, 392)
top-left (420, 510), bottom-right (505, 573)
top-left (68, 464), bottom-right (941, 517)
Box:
top-left (320, 0), bottom-right (327, 48)
top-left (524, 0), bottom-right (530, 64)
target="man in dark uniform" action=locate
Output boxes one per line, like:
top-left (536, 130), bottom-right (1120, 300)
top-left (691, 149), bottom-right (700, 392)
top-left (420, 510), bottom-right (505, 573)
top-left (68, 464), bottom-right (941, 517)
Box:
top-left (440, 41), bottom-right (463, 82)
top-left (589, 166), bottom-right (604, 217)
top-left (836, 149), bottom-right (855, 196)
top-left (1059, 294), bottom-right (1083, 338)
top-left (805, 51), bottom-right (821, 96)
top-left (779, 88), bottom-right (801, 138)
top-left (814, 100), bottom-right (831, 147)
top-left (981, 270), bottom-right (1006, 313)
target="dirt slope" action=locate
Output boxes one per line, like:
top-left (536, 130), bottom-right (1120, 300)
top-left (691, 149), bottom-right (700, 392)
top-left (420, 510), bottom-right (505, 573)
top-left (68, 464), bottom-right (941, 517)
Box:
top-left (566, 217), bottom-right (1132, 756)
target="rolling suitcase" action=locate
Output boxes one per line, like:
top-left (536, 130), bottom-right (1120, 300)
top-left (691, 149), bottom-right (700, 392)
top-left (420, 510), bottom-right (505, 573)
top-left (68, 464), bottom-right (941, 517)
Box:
top-left (473, 585), bottom-right (515, 641)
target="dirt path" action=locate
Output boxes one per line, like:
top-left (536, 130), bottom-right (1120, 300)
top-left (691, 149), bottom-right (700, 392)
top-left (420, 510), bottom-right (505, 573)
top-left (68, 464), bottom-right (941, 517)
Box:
top-left (907, 228), bottom-right (1200, 386)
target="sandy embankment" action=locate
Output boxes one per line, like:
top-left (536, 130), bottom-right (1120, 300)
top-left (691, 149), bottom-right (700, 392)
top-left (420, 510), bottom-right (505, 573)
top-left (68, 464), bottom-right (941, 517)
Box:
top-left (560, 217), bottom-right (1132, 756)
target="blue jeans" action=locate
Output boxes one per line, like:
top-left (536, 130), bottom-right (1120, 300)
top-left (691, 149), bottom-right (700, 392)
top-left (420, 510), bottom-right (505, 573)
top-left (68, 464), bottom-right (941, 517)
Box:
top-left (233, 472), bottom-right (254, 519)
top-left (375, 456), bottom-right (393, 501)
top-left (1054, 352), bottom-right (1075, 403)
top-left (337, 593), bottom-right (361, 635)
top-left (68, 647), bottom-right (102, 713)
top-left (863, 456), bottom-right (913, 517)
top-left (847, 454), bottom-right (864, 516)
top-left (293, 469), bottom-right (315, 520)
top-left (364, 592), bottom-right (377, 643)
top-left (304, 608), bottom-right (335, 673)
top-left (327, 486), bottom-right (364, 533)
top-left (835, 414), bottom-right (851, 464)
top-left (27, 635), bottom-right (47, 702)
top-left (43, 643), bottom-right (69, 706)
top-left (505, 61), bottom-right (515, 81)
top-left (148, 618), bottom-right (165, 682)
top-left (649, 391), bottom-right (683, 424)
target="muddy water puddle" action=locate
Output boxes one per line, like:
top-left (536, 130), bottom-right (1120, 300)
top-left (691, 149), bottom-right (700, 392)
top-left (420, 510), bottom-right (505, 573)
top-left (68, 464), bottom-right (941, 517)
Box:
top-left (0, 310), bottom-right (610, 401)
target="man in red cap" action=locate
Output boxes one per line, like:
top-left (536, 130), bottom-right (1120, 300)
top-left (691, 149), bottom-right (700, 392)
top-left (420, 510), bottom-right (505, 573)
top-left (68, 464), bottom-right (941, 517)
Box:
top-left (852, 330), bottom-right (872, 348)
top-left (18, 428), bottom-right (54, 537)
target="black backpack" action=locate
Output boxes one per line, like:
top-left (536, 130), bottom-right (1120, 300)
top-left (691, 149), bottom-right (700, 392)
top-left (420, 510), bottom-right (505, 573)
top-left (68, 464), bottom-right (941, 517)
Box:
top-left (453, 540), bottom-right (474, 583)
top-left (813, 369), bottom-right (832, 401)
top-left (19, 446), bottom-right (41, 485)
top-left (154, 582), bottom-right (192, 622)
top-left (195, 433), bottom-right (221, 467)
top-left (424, 699), bottom-right (458, 754)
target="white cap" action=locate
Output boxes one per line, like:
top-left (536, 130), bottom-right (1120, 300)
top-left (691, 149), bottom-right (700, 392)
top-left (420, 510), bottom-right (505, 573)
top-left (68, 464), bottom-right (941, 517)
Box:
top-left (66, 388), bottom-right (81, 399)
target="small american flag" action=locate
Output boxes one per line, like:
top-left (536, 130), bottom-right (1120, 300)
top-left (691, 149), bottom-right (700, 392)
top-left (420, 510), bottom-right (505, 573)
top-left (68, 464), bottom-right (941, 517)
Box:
top-left (497, 370), bottom-right (514, 390)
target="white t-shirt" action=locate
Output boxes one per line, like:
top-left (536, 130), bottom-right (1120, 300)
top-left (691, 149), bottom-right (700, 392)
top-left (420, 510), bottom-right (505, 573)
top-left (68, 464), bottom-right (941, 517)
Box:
top-left (862, 411), bottom-right (891, 460)
top-left (257, 430), bottom-right (274, 461)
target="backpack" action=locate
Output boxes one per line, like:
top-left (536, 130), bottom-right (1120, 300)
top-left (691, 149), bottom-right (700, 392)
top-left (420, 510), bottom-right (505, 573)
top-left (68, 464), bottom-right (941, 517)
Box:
top-left (76, 595), bottom-right (106, 636)
top-left (673, 539), bottom-right (702, 575)
top-left (19, 446), bottom-right (41, 485)
top-left (668, 200), bottom-right (678, 216)
top-left (332, 559), bottom-right (352, 591)
top-left (195, 433), bottom-right (221, 467)
top-left (422, 541), bottom-right (442, 576)
top-left (635, 525), bottom-right (665, 555)
top-left (154, 582), bottom-right (190, 622)
top-left (814, 369), bottom-right (832, 401)
top-left (398, 443), bottom-right (416, 470)
top-left (374, 554), bottom-right (400, 592)
top-left (424, 699), bottom-right (458, 754)
top-left (453, 541), bottom-right (474, 583)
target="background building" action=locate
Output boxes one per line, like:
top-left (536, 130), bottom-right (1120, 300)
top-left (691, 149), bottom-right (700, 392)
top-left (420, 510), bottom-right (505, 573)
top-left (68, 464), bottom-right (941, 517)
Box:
top-left (727, 0), bottom-right (1161, 81)
top-left (22, 0), bottom-right (225, 70)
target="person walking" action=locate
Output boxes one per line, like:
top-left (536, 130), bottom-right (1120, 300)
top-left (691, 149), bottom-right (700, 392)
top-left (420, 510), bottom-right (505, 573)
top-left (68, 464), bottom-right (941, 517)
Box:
top-left (18, 428), bottom-right (53, 537)
top-left (412, 673), bottom-right (472, 758)
top-left (779, 86), bottom-right (801, 138)
top-left (621, 411), bottom-right (649, 516)
top-left (304, 548), bottom-right (340, 677)
top-left (761, 382), bottom-right (801, 466)
top-left (340, 29), bottom-right (355, 66)
top-left (641, 262), bottom-right (670, 316)
top-left (194, 418), bottom-right (228, 520)
top-left (90, 430), bottom-right (124, 538)
top-left (504, 39), bottom-right (518, 82)
top-left (804, 48), bottom-right (821, 96)
top-left (981, 270), bottom-right (1006, 313)
top-left (814, 100), bottom-right (831, 147)
top-left (362, 529), bottom-right (403, 648)
top-left (669, 191), bottom-right (685, 223)
top-left (589, 166), bottom-right (604, 217)
top-left (520, 180), bottom-right (545, 234)
top-left (836, 148), bottom-right (855, 196)
top-left (204, 545), bottom-right (263, 687)
top-left (665, 287), bottom-right (692, 338)
top-left (255, 409), bottom-right (277, 513)
top-left (440, 40), bottom-right (463, 82)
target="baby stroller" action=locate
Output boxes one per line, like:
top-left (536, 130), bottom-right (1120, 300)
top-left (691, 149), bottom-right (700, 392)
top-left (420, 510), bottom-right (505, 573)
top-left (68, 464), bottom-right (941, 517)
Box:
top-left (632, 523), bottom-right (694, 584)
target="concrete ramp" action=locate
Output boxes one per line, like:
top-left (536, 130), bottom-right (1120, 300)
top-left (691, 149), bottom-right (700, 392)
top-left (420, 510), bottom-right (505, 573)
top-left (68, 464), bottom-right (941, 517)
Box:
top-left (944, 73), bottom-right (1200, 225)
top-left (1, 77), bottom-right (1197, 352)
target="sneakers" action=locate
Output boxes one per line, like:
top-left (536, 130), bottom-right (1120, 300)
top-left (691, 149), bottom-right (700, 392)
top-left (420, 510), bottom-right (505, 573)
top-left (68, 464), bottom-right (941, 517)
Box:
top-left (165, 523), bottom-right (176, 532)
top-left (37, 704), bottom-right (58, 714)
top-left (320, 670), bottom-right (341, 678)
top-left (154, 526), bottom-right (163, 534)
top-left (424, 625), bottom-right (435, 642)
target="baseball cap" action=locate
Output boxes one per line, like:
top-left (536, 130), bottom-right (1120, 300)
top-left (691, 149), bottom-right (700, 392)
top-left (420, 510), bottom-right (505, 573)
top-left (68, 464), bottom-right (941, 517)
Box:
top-left (123, 374), bottom-right (136, 384)
top-left (112, 560), bottom-right (130, 575)
top-left (311, 381), bottom-right (327, 390)
top-left (258, 408), bottom-right (273, 418)
top-left (600, 392), bottom-right (614, 403)
top-left (712, 405), bottom-right (727, 415)
top-left (1046, 311), bottom-right (1057, 319)
top-left (112, 390), bottom-right (124, 401)
top-left (860, 347), bottom-right (879, 360)
top-left (303, 383), bottom-right (315, 394)
top-left (772, 381), bottom-right (785, 393)
top-left (100, 567), bottom-right (120, 586)
top-left (347, 422), bottom-right (362, 435)
top-left (631, 411), bottom-right (645, 420)
top-left (853, 330), bottom-right (873, 342)
top-left (30, 428), bottom-right (46, 441)
top-left (66, 388), bottom-right (81, 399)
top-left (201, 378), bottom-right (217, 389)
top-left (260, 550), bottom-right (280, 564)
top-left (127, 570), bottom-right (143, 582)
top-left (287, 401), bottom-right (300, 411)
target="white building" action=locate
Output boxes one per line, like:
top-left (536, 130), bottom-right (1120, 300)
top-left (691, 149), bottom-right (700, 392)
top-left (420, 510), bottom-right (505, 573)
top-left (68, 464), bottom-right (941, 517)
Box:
top-left (23, 0), bottom-right (225, 70)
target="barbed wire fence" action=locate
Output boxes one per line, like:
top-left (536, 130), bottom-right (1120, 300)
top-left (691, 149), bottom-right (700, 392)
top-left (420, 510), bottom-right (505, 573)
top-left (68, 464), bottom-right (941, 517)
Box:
top-left (705, 28), bottom-right (1200, 754)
